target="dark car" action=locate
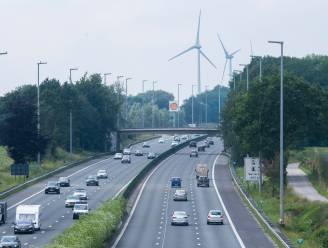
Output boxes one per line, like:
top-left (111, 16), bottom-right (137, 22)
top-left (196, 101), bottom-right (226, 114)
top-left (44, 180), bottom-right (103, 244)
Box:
top-left (135, 150), bottom-right (143, 156)
top-left (86, 175), bottom-right (99, 186)
top-left (58, 177), bottom-right (70, 187)
top-left (189, 141), bottom-right (197, 148)
top-left (208, 140), bottom-right (214, 145)
top-left (147, 152), bottom-right (156, 159)
top-left (45, 181), bottom-right (60, 194)
top-left (190, 150), bottom-right (198, 158)
top-left (204, 140), bottom-right (210, 148)
top-left (14, 220), bottom-right (35, 234)
top-left (171, 177), bottom-right (182, 188)
top-left (0, 236), bottom-right (21, 248)
top-left (198, 145), bottom-right (206, 152)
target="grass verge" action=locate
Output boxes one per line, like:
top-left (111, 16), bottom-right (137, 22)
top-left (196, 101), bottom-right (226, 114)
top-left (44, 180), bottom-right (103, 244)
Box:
top-left (46, 198), bottom-right (125, 248)
top-left (235, 166), bottom-right (328, 248)
top-left (0, 147), bottom-right (93, 193)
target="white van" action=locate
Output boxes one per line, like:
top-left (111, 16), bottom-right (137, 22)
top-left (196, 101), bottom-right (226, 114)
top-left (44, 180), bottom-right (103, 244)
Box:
top-left (15, 205), bottom-right (41, 230)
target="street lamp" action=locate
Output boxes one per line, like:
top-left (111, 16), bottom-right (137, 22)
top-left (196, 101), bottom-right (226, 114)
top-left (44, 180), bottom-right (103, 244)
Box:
top-left (177, 83), bottom-right (182, 128)
top-left (152, 81), bottom-right (157, 128)
top-left (116, 76), bottom-right (124, 127)
top-left (142, 80), bottom-right (148, 128)
top-left (251, 55), bottom-right (263, 82)
top-left (104, 73), bottom-right (112, 84)
top-left (125, 77), bottom-right (132, 123)
top-left (191, 84), bottom-right (196, 125)
top-left (37, 61), bottom-right (47, 166)
top-left (69, 68), bottom-right (78, 83)
top-left (239, 64), bottom-right (249, 91)
top-left (69, 68), bottom-right (78, 156)
top-left (233, 70), bottom-right (242, 91)
top-left (268, 40), bottom-right (284, 226)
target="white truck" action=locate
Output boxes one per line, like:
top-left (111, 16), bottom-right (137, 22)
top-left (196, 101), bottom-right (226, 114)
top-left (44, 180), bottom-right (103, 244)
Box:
top-left (15, 205), bottom-right (41, 230)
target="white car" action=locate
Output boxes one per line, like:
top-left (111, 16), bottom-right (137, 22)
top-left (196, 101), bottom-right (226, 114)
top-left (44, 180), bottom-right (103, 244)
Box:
top-left (97, 169), bottom-right (108, 179)
top-left (72, 203), bottom-right (89, 219)
top-left (114, 153), bottom-right (123, 160)
top-left (123, 148), bottom-right (131, 155)
top-left (142, 142), bottom-right (150, 148)
top-left (171, 141), bottom-right (179, 147)
top-left (207, 210), bottom-right (224, 225)
top-left (158, 138), bottom-right (164, 143)
top-left (121, 155), bottom-right (131, 164)
top-left (171, 211), bottom-right (189, 226)
top-left (73, 188), bottom-right (87, 200)
top-left (173, 189), bottom-right (187, 201)
top-left (65, 195), bottom-right (81, 208)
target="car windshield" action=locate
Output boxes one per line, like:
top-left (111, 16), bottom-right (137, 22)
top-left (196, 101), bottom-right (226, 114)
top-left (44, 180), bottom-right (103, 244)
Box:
top-left (87, 176), bottom-right (96, 179)
top-left (176, 190), bottom-right (185, 194)
top-left (47, 181), bottom-right (58, 186)
top-left (211, 211), bottom-right (222, 215)
top-left (16, 220), bottom-right (32, 225)
top-left (98, 170), bottom-right (106, 173)
top-left (67, 195), bottom-right (78, 200)
top-left (59, 177), bottom-right (67, 181)
top-left (74, 204), bottom-right (88, 210)
top-left (172, 178), bottom-right (181, 181)
top-left (115, 153), bottom-right (122, 156)
top-left (174, 211), bottom-right (186, 216)
top-left (1, 236), bottom-right (16, 242)
top-left (74, 189), bottom-right (86, 193)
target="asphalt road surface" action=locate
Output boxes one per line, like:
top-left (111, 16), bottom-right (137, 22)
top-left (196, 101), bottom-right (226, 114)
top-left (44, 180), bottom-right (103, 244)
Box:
top-left (115, 138), bottom-right (245, 248)
top-left (0, 136), bottom-right (176, 248)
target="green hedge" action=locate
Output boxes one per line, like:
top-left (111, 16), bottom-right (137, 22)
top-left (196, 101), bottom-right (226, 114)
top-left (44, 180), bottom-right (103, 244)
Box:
top-left (46, 198), bottom-right (125, 248)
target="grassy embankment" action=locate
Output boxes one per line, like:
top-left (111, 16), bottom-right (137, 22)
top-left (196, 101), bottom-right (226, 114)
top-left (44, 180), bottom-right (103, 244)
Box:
top-left (0, 146), bottom-right (93, 193)
top-left (236, 155), bottom-right (328, 248)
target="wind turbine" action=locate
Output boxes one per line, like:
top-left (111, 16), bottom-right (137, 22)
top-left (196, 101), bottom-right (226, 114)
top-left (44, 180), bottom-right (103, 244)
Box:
top-left (217, 34), bottom-right (240, 84)
top-left (169, 10), bottom-right (216, 94)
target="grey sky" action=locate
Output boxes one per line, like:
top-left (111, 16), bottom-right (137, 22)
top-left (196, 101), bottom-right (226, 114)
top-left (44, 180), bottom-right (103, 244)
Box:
top-left (0, 0), bottom-right (327, 101)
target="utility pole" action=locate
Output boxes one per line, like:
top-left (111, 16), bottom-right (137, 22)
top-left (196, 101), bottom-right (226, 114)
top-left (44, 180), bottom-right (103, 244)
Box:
top-left (240, 64), bottom-right (249, 91)
top-left (37, 61), bottom-right (47, 166)
top-left (177, 83), bottom-right (182, 128)
top-left (125, 77), bottom-right (132, 124)
top-left (104, 73), bottom-right (111, 84)
top-left (142, 80), bottom-right (147, 128)
top-left (268, 40), bottom-right (284, 226)
top-left (152, 81), bottom-right (157, 128)
top-left (116, 75), bottom-right (124, 128)
top-left (69, 68), bottom-right (78, 155)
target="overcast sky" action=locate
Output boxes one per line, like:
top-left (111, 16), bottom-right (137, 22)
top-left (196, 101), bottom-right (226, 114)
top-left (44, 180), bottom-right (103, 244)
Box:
top-left (0, 0), bottom-right (327, 101)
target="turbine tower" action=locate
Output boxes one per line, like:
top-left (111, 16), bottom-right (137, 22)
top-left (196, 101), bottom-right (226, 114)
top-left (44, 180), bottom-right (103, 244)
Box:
top-left (169, 10), bottom-right (216, 94)
top-left (217, 34), bottom-right (240, 84)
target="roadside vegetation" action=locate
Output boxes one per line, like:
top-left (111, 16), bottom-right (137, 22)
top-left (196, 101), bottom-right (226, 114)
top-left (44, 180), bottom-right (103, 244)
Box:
top-left (46, 198), bottom-right (125, 248)
top-left (236, 167), bottom-right (328, 248)
top-left (222, 55), bottom-right (328, 248)
top-left (0, 146), bottom-right (92, 193)
top-left (289, 147), bottom-right (328, 199)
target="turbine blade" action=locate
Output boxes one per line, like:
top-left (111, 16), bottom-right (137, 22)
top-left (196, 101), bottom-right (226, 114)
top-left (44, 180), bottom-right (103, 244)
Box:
top-left (221, 59), bottom-right (228, 84)
top-left (217, 33), bottom-right (229, 57)
top-left (168, 46), bottom-right (195, 61)
top-left (200, 50), bottom-right (216, 69)
top-left (231, 49), bottom-right (241, 56)
top-left (196, 10), bottom-right (201, 44)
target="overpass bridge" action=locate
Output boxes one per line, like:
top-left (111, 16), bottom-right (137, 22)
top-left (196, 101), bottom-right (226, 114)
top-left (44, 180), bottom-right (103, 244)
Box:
top-left (119, 128), bottom-right (220, 135)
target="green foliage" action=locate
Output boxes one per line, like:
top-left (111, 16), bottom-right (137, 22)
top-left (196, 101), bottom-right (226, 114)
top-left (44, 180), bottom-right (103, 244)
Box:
top-left (181, 85), bottom-right (229, 125)
top-left (47, 198), bottom-right (125, 248)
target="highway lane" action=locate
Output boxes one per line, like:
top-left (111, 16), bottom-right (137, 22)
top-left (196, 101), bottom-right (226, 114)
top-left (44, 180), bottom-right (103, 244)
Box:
top-left (116, 137), bottom-right (242, 248)
top-left (0, 136), bottom-right (176, 248)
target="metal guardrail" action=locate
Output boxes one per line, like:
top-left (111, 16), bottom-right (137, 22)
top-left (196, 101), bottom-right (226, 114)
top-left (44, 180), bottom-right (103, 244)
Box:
top-left (222, 152), bottom-right (294, 248)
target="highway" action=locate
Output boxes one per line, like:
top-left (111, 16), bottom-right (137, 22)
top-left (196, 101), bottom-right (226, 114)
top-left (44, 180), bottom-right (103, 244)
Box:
top-left (114, 137), bottom-right (276, 248)
top-left (0, 136), bottom-right (175, 248)
top-left (115, 137), bottom-right (243, 248)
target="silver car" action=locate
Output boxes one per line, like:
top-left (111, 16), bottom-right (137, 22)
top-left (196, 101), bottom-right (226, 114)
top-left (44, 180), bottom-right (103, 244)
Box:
top-left (171, 211), bottom-right (189, 226)
top-left (173, 189), bottom-right (187, 201)
top-left (121, 155), bottom-right (131, 164)
top-left (73, 188), bottom-right (88, 200)
top-left (114, 153), bottom-right (123, 160)
top-left (65, 195), bottom-right (81, 207)
top-left (97, 169), bottom-right (108, 179)
top-left (207, 210), bottom-right (224, 225)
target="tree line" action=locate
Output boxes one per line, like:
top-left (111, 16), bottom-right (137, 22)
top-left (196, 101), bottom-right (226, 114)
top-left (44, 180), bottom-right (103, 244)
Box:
top-left (0, 74), bottom-right (124, 163)
top-left (222, 55), bottom-right (328, 193)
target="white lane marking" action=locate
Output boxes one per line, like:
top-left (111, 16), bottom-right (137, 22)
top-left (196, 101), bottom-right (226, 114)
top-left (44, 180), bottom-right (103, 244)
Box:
top-left (7, 158), bottom-right (112, 210)
top-left (112, 155), bottom-right (174, 248)
top-left (212, 154), bottom-right (246, 248)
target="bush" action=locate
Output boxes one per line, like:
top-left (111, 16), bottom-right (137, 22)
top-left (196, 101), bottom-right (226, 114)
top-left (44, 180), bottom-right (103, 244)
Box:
top-left (47, 198), bottom-right (125, 248)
